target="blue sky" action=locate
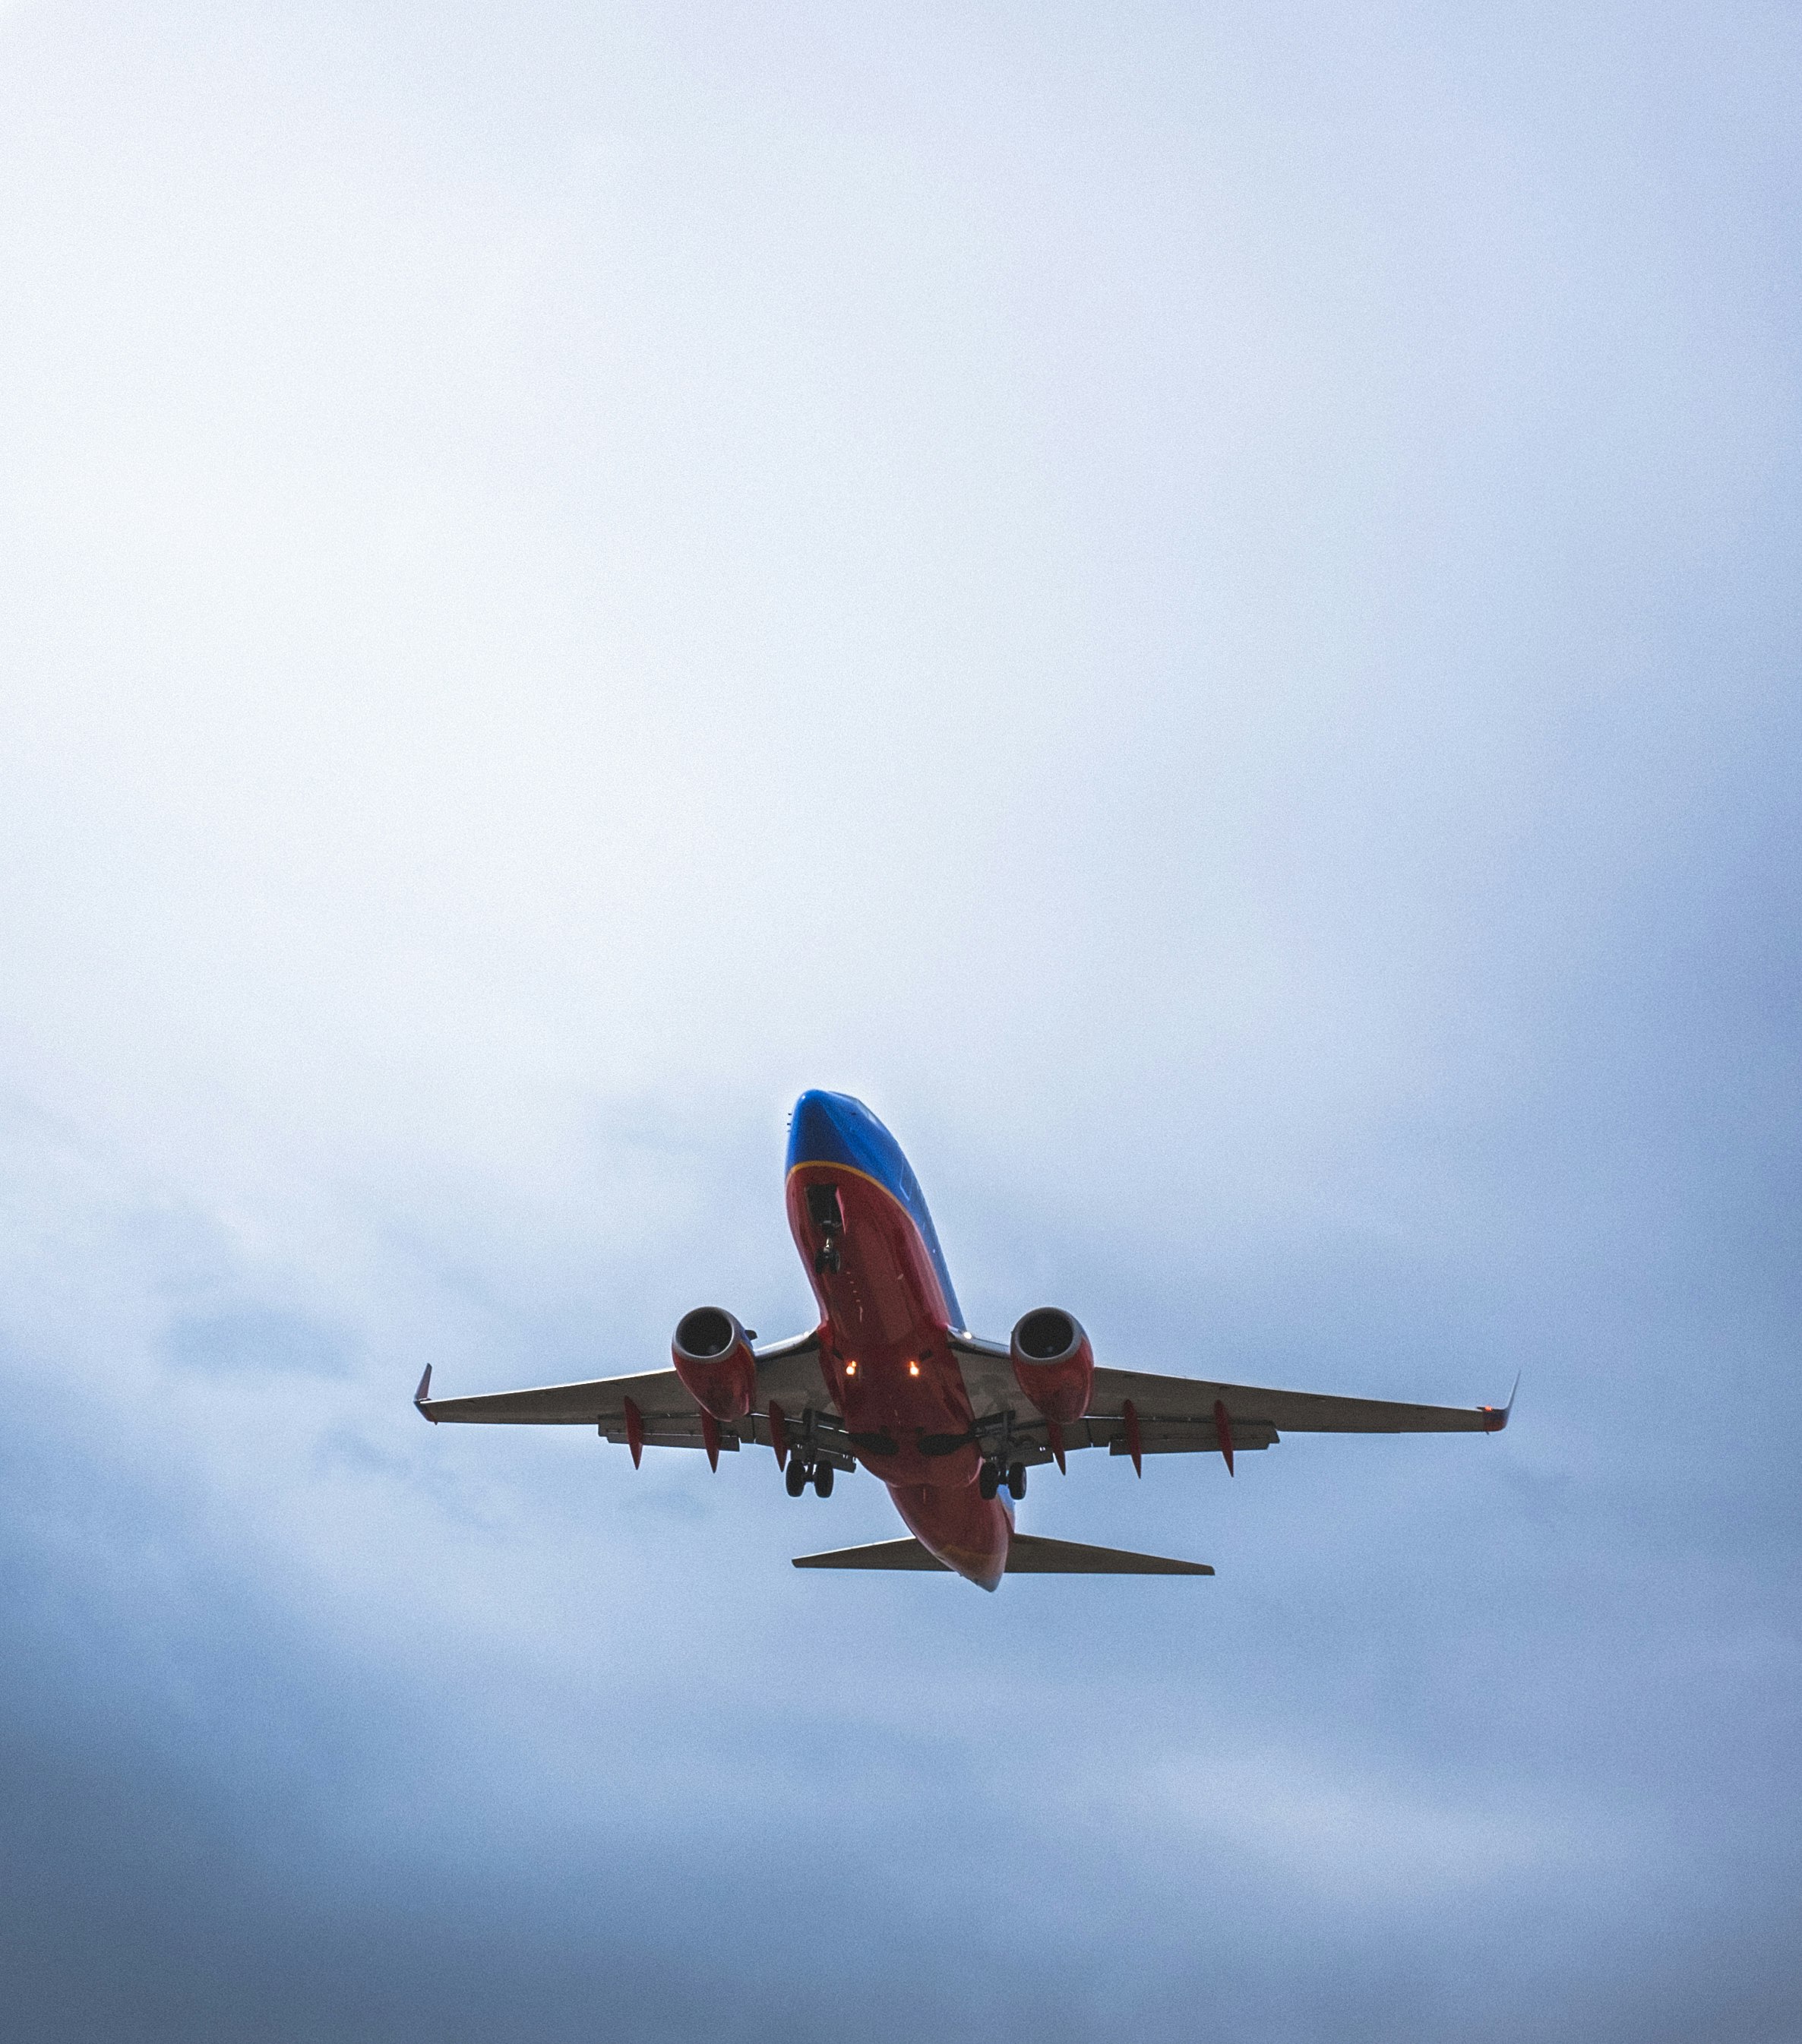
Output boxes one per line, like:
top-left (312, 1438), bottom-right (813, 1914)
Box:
top-left (1, 3), bottom-right (1798, 2037)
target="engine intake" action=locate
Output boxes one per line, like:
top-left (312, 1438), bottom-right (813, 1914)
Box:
top-left (1010, 1306), bottom-right (1093, 1423)
top-left (672, 1306), bottom-right (757, 1421)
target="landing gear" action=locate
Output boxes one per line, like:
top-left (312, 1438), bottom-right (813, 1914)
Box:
top-left (978, 1456), bottom-right (1028, 1500)
top-left (785, 1458), bottom-right (808, 1497)
top-left (813, 1462), bottom-right (834, 1499)
top-left (806, 1184), bottom-right (844, 1274)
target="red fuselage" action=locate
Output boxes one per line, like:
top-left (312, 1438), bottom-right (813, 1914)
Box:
top-left (785, 1160), bottom-right (1012, 1589)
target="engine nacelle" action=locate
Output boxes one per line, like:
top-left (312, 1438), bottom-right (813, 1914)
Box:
top-left (672, 1306), bottom-right (757, 1421)
top-left (1009, 1306), bottom-right (1093, 1423)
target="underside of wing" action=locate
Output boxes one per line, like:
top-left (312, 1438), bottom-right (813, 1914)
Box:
top-left (413, 1329), bottom-right (841, 1458)
top-left (1084, 1363), bottom-right (1508, 1441)
top-left (417, 1365), bottom-right (688, 1427)
top-left (949, 1333), bottom-right (1508, 1464)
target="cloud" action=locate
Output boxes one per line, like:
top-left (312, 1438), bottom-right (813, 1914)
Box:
top-left (1135, 1749), bottom-right (1610, 1900)
top-left (0, 1), bottom-right (1799, 2037)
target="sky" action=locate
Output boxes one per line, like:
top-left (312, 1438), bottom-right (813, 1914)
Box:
top-left (0, 2), bottom-right (1798, 2037)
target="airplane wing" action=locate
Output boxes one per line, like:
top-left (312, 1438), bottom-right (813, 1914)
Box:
top-left (949, 1333), bottom-right (1510, 1466)
top-left (413, 1329), bottom-right (853, 1464)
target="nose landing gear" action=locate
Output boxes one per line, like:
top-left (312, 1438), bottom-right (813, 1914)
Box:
top-left (805, 1184), bottom-right (845, 1274)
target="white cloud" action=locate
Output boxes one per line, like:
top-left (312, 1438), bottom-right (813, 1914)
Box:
top-left (1137, 1745), bottom-right (1612, 1901)
top-left (0, 5), bottom-right (1798, 2036)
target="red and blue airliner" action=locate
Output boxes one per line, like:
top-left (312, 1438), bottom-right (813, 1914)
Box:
top-left (416, 1090), bottom-right (1510, 1588)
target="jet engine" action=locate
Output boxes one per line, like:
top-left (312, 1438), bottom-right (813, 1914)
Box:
top-left (1009, 1306), bottom-right (1093, 1423)
top-left (671, 1306), bottom-right (757, 1421)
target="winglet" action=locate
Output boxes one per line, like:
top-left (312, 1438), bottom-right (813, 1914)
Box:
top-left (1482, 1373), bottom-right (1520, 1433)
top-left (414, 1364), bottom-right (435, 1421)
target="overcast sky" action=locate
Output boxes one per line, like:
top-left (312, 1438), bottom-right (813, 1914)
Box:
top-left (2, 3), bottom-right (1799, 2039)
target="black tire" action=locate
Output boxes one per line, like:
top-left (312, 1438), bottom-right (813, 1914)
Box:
top-left (978, 1462), bottom-right (999, 1500)
top-left (785, 1458), bottom-right (808, 1496)
top-left (1007, 1462), bottom-right (1027, 1499)
top-left (814, 1462), bottom-right (835, 1499)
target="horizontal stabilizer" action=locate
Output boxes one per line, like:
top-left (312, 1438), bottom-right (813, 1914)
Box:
top-left (792, 1534), bottom-right (1212, 1575)
top-left (792, 1538), bottom-right (950, 1571)
top-left (1004, 1534), bottom-right (1213, 1574)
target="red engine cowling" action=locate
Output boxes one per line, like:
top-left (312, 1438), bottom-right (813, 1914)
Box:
top-left (1009, 1307), bottom-right (1093, 1423)
top-left (672, 1306), bottom-right (757, 1421)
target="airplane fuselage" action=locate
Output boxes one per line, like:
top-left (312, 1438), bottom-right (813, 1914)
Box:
top-left (785, 1092), bottom-right (1012, 1587)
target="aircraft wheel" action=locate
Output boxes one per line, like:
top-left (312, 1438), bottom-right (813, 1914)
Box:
top-left (1007, 1462), bottom-right (1027, 1499)
top-left (978, 1462), bottom-right (999, 1500)
top-left (813, 1462), bottom-right (834, 1499)
top-left (785, 1458), bottom-right (808, 1497)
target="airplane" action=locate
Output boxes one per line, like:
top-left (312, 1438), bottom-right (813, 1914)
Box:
top-left (415, 1088), bottom-right (1511, 1590)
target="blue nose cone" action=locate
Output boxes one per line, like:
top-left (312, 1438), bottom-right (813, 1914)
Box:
top-left (788, 1089), bottom-right (855, 1172)
top-left (785, 1088), bottom-right (964, 1328)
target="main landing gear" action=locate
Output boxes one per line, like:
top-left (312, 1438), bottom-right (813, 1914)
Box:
top-left (786, 1458), bottom-right (835, 1498)
top-left (978, 1459), bottom-right (1028, 1501)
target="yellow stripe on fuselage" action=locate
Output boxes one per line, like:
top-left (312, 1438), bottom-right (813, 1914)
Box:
top-left (786, 1158), bottom-right (911, 1210)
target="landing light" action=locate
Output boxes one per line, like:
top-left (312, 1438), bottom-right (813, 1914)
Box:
top-left (908, 1360), bottom-right (920, 1377)
top-left (845, 1360), bottom-right (858, 1376)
